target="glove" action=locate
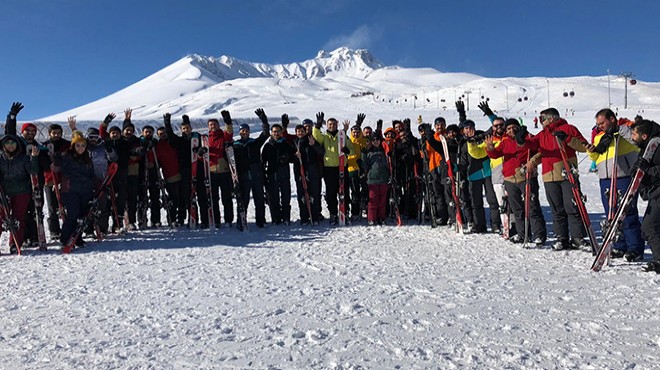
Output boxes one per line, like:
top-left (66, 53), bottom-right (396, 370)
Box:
top-left (9, 102), bottom-right (24, 117)
top-left (103, 113), bottom-right (115, 125)
top-left (455, 100), bottom-right (466, 115)
top-left (315, 112), bottom-right (324, 129)
top-left (634, 157), bottom-right (651, 173)
top-left (553, 130), bottom-right (568, 142)
top-left (356, 113), bottom-right (366, 127)
top-left (182, 114), bottom-right (190, 125)
top-left (376, 119), bottom-right (383, 132)
top-left (605, 125), bottom-right (619, 135)
top-left (477, 101), bottom-right (494, 116)
top-left (515, 126), bottom-right (528, 145)
top-left (221, 110), bottom-right (232, 125)
top-left (163, 113), bottom-right (171, 125)
top-left (341, 146), bottom-right (350, 155)
top-left (403, 118), bottom-right (411, 132)
top-left (197, 146), bottom-right (208, 155)
top-left (254, 108), bottom-right (268, 125)
top-left (281, 114), bottom-right (289, 129)
top-left (470, 133), bottom-right (485, 144)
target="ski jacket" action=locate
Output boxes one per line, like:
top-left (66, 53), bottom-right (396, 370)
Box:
top-left (486, 135), bottom-right (537, 184)
top-left (482, 126), bottom-right (505, 184)
top-left (0, 149), bottom-right (38, 196)
top-left (88, 141), bottom-right (117, 180)
top-left (125, 135), bottom-right (143, 176)
top-left (639, 124), bottom-right (660, 200)
top-left (362, 145), bottom-right (390, 185)
top-left (526, 119), bottom-right (588, 182)
top-left (587, 131), bottom-right (638, 180)
top-left (262, 137), bottom-right (294, 179)
top-left (100, 123), bottom-right (131, 170)
top-left (420, 131), bottom-right (445, 175)
top-left (233, 130), bottom-right (269, 175)
top-left (312, 127), bottom-right (354, 168)
top-left (53, 152), bottom-right (95, 196)
top-left (463, 131), bottom-right (492, 181)
top-left (155, 139), bottom-right (181, 183)
top-left (207, 129), bottom-right (233, 174)
top-left (42, 138), bottom-right (70, 186)
top-left (348, 135), bottom-right (368, 173)
top-left (292, 137), bottom-right (323, 178)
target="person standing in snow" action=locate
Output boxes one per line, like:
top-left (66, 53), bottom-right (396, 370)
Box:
top-left (588, 109), bottom-right (644, 262)
top-left (293, 123), bottom-right (323, 225)
top-left (628, 119), bottom-right (660, 273)
top-left (522, 108), bottom-right (590, 251)
top-left (0, 135), bottom-right (39, 254)
top-left (206, 113), bottom-right (234, 228)
top-left (486, 119), bottom-right (546, 245)
top-left (348, 113), bottom-right (368, 221)
top-left (155, 122), bottom-right (182, 227)
top-left (231, 109), bottom-right (269, 228)
top-left (262, 118), bottom-right (294, 225)
top-left (312, 112), bottom-right (353, 225)
top-left (100, 113), bottom-right (129, 232)
top-left (42, 123), bottom-right (71, 240)
top-left (51, 131), bottom-right (95, 248)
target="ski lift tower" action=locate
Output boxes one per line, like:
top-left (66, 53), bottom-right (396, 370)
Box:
top-left (620, 72), bottom-right (634, 109)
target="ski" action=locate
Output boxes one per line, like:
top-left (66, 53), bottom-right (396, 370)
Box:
top-left (151, 148), bottom-right (173, 227)
top-left (338, 130), bottom-right (347, 226)
top-left (225, 145), bottom-right (248, 231)
top-left (0, 184), bottom-right (22, 255)
top-left (419, 136), bottom-right (437, 228)
top-left (200, 134), bottom-right (216, 230)
top-left (522, 150), bottom-right (531, 247)
top-left (62, 163), bottom-right (118, 254)
top-left (47, 143), bottom-right (67, 223)
top-left (591, 137), bottom-right (660, 271)
top-left (109, 182), bottom-right (122, 233)
top-left (295, 140), bottom-right (313, 225)
top-left (500, 194), bottom-right (510, 239)
top-left (189, 135), bottom-right (200, 229)
top-left (556, 136), bottom-right (598, 255)
top-left (27, 145), bottom-right (47, 250)
top-left (439, 136), bottom-right (464, 234)
top-left (137, 149), bottom-right (150, 228)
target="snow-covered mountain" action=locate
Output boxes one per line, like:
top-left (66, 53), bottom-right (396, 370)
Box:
top-left (39, 47), bottom-right (660, 125)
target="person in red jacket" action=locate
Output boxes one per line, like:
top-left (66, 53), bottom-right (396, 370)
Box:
top-left (486, 119), bottom-right (546, 246)
top-left (522, 108), bottom-right (590, 250)
top-left (206, 112), bottom-right (234, 228)
top-left (156, 125), bottom-right (182, 227)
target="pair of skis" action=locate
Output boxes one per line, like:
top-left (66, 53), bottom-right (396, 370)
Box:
top-left (556, 137), bottom-right (599, 255)
top-left (419, 136), bottom-right (437, 228)
top-left (338, 130), bottom-right (347, 226)
top-left (295, 140), bottom-right (313, 224)
top-left (439, 136), bottom-right (464, 234)
top-left (225, 145), bottom-right (248, 231)
top-left (591, 137), bottom-right (660, 271)
top-left (151, 148), bottom-right (173, 227)
top-left (62, 163), bottom-right (119, 253)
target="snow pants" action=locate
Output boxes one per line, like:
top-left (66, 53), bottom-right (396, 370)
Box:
top-left (641, 197), bottom-right (660, 262)
top-left (505, 179), bottom-right (547, 241)
top-left (544, 180), bottom-right (586, 242)
top-left (599, 176), bottom-right (644, 255)
top-left (368, 183), bottom-right (389, 223)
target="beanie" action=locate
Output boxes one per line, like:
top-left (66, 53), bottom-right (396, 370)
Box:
top-left (21, 122), bottom-right (37, 132)
top-left (71, 130), bottom-right (87, 146)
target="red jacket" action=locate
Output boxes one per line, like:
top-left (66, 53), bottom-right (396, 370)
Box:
top-left (486, 135), bottom-right (536, 184)
top-left (527, 119), bottom-right (588, 182)
top-left (207, 129), bottom-right (233, 173)
top-left (155, 139), bottom-right (180, 182)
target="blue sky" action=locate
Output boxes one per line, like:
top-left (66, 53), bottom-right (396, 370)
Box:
top-left (2, 0), bottom-right (658, 120)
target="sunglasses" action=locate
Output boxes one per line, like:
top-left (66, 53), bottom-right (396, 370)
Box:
top-left (87, 135), bottom-right (100, 140)
top-left (540, 115), bottom-right (553, 122)
top-left (493, 124), bottom-right (504, 128)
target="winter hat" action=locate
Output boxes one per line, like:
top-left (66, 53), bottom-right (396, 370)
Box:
top-left (446, 124), bottom-right (460, 134)
top-left (1, 134), bottom-right (20, 146)
top-left (122, 119), bottom-right (135, 131)
top-left (108, 126), bottom-right (121, 134)
top-left (383, 127), bottom-right (397, 138)
top-left (504, 118), bottom-right (521, 129)
top-left (21, 122), bottom-right (37, 132)
top-left (86, 127), bottom-right (100, 137)
top-left (302, 119), bottom-right (314, 126)
top-left (71, 130), bottom-right (87, 146)
top-left (239, 123), bottom-right (250, 131)
top-left (460, 120), bottom-right (475, 129)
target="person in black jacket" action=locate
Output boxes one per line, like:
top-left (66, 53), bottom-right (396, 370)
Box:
top-left (100, 114), bottom-right (129, 232)
top-left (232, 109), bottom-right (269, 228)
top-left (630, 120), bottom-right (660, 273)
top-left (293, 124), bottom-right (324, 225)
top-left (52, 131), bottom-right (95, 248)
top-left (262, 123), bottom-right (294, 225)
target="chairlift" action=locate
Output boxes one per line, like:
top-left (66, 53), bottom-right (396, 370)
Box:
top-left (517, 98), bottom-right (522, 102)
top-left (563, 91), bottom-right (568, 97)
top-left (569, 91), bottom-right (575, 97)
top-left (630, 79), bottom-right (637, 85)
top-left (486, 97), bottom-right (490, 101)
top-left (441, 99), bottom-right (446, 102)
top-left (481, 95), bottom-right (485, 99)
top-left (523, 96), bottom-right (528, 101)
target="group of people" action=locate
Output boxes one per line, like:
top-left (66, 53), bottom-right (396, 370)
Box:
top-left (1, 101), bottom-right (659, 273)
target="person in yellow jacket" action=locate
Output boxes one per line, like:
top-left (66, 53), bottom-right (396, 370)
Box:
top-left (312, 112), bottom-right (354, 225)
top-left (348, 114), bottom-right (369, 221)
top-left (588, 108), bottom-right (644, 261)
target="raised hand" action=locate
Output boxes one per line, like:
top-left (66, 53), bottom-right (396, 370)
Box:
top-left (315, 112), bottom-right (325, 129)
top-left (67, 116), bottom-right (77, 131)
top-left (9, 102), bottom-right (24, 117)
top-left (221, 110), bottom-right (232, 125)
top-left (124, 108), bottom-right (132, 120)
top-left (343, 119), bottom-right (350, 132)
top-left (281, 114), bottom-right (289, 129)
top-left (255, 108), bottom-right (267, 124)
top-left (163, 113), bottom-right (171, 124)
top-left (104, 113), bottom-right (116, 125)
top-left (356, 113), bottom-right (366, 127)
top-left (477, 101), bottom-right (494, 116)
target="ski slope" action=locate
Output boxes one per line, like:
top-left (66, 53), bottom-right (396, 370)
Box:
top-left (1, 111), bottom-right (660, 368)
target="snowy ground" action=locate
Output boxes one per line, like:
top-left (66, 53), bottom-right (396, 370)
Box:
top-left (2, 117), bottom-right (660, 369)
